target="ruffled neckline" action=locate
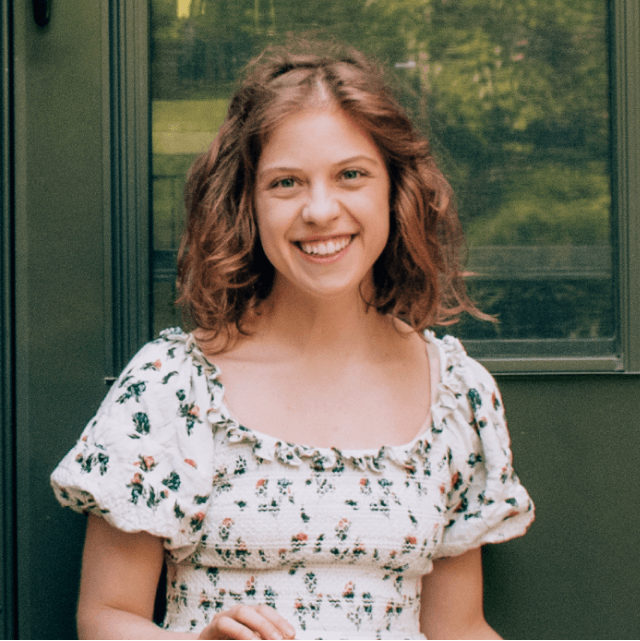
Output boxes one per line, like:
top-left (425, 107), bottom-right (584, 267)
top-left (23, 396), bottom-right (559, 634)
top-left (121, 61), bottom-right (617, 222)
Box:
top-left (159, 327), bottom-right (470, 473)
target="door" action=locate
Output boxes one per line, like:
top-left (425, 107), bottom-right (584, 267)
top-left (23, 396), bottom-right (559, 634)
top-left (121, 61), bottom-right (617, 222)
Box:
top-left (4, 0), bottom-right (639, 638)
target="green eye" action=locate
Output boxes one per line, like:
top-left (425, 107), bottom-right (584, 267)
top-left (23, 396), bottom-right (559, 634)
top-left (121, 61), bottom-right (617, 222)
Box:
top-left (343, 169), bottom-right (362, 180)
top-left (275, 177), bottom-right (296, 188)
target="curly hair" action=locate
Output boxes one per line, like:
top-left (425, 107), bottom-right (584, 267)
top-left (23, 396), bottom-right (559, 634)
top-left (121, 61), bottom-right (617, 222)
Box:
top-left (177, 39), bottom-right (488, 346)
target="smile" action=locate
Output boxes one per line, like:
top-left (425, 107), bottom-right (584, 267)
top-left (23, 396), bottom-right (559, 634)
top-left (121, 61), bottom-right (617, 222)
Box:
top-left (297, 235), bottom-right (354, 257)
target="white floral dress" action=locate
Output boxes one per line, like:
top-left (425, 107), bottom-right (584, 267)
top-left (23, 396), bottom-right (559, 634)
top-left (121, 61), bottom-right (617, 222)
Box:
top-left (51, 328), bottom-right (534, 640)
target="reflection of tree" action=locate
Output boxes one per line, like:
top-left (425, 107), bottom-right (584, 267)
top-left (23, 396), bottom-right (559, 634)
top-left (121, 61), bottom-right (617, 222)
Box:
top-left (151, 0), bottom-right (608, 221)
top-left (150, 0), bottom-right (612, 340)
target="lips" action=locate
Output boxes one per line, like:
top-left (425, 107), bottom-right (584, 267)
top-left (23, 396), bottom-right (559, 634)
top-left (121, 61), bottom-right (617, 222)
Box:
top-left (296, 234), bottom-right (354, 257)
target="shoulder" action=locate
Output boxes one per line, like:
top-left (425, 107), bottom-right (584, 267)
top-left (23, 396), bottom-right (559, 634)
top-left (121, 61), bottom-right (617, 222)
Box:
top-left (427, 331), bottom-right (511, 468)
top-left (51, 328), bottom-right (219, 556)
top-left (78, 328), bottom-right (222, 458)
top-left (110, 327), bottom-right (219, 409)
top-left (426, 331), bottom-right (500, 404)
top-left (426, 333), bottom-right (535, 555)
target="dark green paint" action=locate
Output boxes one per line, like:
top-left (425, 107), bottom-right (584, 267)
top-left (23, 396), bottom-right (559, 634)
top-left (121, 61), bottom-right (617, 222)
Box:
top-left (4, 0), bottom-right (640, 639)
top-left (485, 374), bottom-right (640, 639)
top-left (1, 0), bottom-right (15, 637)
top-left (12, 1), bottom-right (110, 638)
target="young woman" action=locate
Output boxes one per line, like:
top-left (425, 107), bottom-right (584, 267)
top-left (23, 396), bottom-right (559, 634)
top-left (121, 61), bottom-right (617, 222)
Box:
top-left (52, 42), bottom-right (534, 640)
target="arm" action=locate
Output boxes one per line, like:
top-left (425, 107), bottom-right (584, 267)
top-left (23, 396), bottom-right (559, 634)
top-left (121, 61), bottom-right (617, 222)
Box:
top-left (419, 547), bottom-right (501, 640)
top-left (77, 514), bottom-right (188, 640)
top-left (77, 515), bottom-right (296, 640)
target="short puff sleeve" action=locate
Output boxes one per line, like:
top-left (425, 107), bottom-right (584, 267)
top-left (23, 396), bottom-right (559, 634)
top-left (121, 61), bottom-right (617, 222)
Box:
top-left (50, 330), bottom-right (216, 562)
top-left (434, 339), bottom-right (534, 558)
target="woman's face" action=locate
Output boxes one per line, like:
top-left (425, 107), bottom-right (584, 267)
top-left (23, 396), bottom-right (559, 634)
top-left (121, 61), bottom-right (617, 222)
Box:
top-left (254, 106), bottom-right (390, 303)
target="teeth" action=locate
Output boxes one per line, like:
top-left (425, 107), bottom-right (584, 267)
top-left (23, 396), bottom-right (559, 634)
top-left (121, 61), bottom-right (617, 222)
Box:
top-left (300, 236), bottom-right (352, 256)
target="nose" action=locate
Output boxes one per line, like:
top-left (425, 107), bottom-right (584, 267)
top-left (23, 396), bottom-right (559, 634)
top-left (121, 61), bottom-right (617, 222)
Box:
top-left (301, 183), bottom-right (340, 224)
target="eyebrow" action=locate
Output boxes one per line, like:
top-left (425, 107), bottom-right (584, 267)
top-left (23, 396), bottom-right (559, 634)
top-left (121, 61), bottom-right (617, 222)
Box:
top-left (258, 154), bottom-right (383, 176)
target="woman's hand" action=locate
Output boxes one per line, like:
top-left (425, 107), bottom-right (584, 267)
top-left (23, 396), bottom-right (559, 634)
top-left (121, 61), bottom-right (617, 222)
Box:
top-left (198, 604), bottom-right (296, 640)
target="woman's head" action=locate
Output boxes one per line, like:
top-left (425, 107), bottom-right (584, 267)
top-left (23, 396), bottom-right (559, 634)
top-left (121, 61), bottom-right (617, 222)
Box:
top-left (178, 40), bottom-right (484, 339)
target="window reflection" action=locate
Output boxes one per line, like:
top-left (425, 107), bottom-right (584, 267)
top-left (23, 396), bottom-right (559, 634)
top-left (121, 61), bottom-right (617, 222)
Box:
top-left (150, 0), bottom-right (612, 352)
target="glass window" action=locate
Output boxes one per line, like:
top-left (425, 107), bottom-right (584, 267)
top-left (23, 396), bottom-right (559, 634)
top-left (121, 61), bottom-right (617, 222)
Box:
top-left (150, 0), bottom-right (613, 364)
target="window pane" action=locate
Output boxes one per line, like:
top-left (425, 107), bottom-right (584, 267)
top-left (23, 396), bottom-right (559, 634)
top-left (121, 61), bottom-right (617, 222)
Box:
top-left (150, 0), bottom-right (613, 357)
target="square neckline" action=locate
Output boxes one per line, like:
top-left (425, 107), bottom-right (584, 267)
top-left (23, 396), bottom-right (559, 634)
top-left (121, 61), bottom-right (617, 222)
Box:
top-left (205, 331), bottom-right (443, 457)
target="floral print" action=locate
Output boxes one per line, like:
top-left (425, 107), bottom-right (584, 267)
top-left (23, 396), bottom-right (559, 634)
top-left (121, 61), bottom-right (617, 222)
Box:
top-left (51, 328), bottom-right (534, 640)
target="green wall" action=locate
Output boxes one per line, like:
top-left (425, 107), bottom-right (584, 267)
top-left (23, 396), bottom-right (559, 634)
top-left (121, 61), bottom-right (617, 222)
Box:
top-left (486, 375), bottom-right (640, 639)
top-left (4, 1), bottom-right (639, 639)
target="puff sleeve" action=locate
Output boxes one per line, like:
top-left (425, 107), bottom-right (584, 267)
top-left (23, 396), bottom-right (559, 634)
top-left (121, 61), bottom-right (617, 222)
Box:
top-left (50, 329), bottom-right (216, 562)
top-left (433, 338), bottom-right (534, 558)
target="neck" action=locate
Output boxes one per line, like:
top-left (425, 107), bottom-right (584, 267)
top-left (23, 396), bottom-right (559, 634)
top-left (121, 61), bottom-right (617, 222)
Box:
top-left (250, 279), bottom-right (395, 360)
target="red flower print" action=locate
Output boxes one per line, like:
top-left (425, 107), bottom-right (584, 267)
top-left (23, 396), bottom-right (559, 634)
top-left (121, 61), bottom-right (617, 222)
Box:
top-left (188, 405), bottom-right (200, 417)
top-left (75, 453), bottom-right (83, 462)
top-left (451, 472), bottom-right (460, 487)
top-left (256, 478), bottom-right (266, 488)
top-left (184, 458), bottom-right (197, 468)
top-left (153, 359), bottom-right (162, 370)
top-left (343, 581), bottom-right (354, 598)
top-left (359, 478), bottom-right (367, 486)
top-left (193, 511), bottom-right (205, 522)
top-left (405, 536), bottom-right (417, 546)
top-left (439, 484), bottom-right (446, 494)
top-left (131, 472), bottom-right (143, 485)
top-left (294, 532), bottom-right (308, 542)
top-left (222, 517), bottom-right (234, 527)
top-left (142, 455), bottom-right (155, 469)
top-left (295, 601), bottom-right (303, 610)
top-left (81, 435), bottom-right (87, 442)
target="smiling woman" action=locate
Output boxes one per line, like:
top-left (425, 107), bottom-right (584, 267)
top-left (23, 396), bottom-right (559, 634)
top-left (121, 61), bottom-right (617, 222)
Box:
top-left (254, 107), bottom-right (390, 301)
top-left (51, 40), bottom-right (534, 640)
top-left (177, 43), bottom-right (491, 351)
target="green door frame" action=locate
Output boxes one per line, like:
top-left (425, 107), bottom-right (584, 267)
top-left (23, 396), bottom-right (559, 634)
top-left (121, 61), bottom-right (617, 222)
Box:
top-left (2, 0), bottom-right (639, 638)
top-left (1, 0), bottom-right (15, 637)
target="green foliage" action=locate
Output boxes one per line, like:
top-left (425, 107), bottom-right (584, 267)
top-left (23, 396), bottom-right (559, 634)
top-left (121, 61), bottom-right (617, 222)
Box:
top-left (467, 161), bottom-right (610, 245)
top-left (150, 0), bottom-right (613, 341)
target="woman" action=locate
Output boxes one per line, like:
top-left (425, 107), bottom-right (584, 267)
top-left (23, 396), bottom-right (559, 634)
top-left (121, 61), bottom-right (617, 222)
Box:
top-left (52, 42), bottom-right (534, 640)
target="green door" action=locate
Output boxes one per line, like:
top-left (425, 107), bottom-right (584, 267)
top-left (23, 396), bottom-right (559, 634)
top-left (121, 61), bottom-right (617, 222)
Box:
top-left (4, 0), bottom-right (639, 638)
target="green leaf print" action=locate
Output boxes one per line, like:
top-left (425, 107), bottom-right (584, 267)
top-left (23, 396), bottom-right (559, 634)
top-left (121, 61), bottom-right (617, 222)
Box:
top-left (117, 381), bottom-right (146, 404)
top-left (162, 471), bottom-right (181, 491)
top-left (173, 501), bottom-right (185, 519)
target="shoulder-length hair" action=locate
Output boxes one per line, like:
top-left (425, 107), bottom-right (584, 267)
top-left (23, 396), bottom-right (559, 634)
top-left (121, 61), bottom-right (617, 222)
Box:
top-left (177, 40), bottom-right (488, 346)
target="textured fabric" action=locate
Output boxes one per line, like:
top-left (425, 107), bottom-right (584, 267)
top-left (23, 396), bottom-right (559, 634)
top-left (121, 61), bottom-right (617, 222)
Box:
top-left (51, 328), bottom-right (534, 639)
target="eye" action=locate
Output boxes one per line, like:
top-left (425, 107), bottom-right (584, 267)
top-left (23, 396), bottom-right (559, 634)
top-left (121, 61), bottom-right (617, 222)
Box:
top-left (342, 169), bottom-right (363, 181)
top-left (271, 177), bottom-right (297, 189)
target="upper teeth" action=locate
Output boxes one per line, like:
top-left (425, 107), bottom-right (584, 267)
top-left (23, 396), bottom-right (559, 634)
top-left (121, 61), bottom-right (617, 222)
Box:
top-left (300, 236), bottom-right (352, 256)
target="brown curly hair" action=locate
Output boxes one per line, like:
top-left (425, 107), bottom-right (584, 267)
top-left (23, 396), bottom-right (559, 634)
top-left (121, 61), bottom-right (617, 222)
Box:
top-left (177, 40), bottom-right (488, 346)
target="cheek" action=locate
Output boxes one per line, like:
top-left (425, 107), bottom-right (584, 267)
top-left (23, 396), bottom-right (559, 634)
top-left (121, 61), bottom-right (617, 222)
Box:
top-left (254, 207), bottom-right (288, 268)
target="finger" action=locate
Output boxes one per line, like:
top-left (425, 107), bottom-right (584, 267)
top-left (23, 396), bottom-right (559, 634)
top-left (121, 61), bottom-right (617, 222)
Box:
top-left (254, 604), bottom-right (296, 639)
top-left (230, 604), bottom-right (294, 640)
top-left (210, 615), bottom-right (261, 640)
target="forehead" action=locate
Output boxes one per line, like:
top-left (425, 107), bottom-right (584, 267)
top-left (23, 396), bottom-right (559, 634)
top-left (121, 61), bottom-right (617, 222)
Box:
top-left (258, 106), bottom-right (384, 169)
